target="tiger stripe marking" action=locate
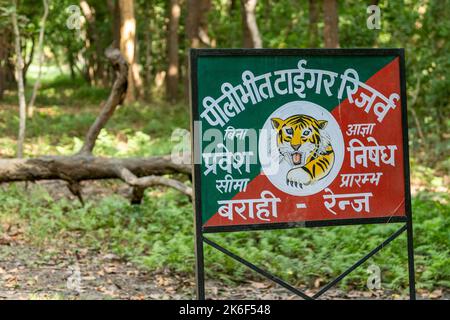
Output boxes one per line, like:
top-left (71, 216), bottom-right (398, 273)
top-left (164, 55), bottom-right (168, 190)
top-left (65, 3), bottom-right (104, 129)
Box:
top-left (271, 114), bottom-right (335, 187)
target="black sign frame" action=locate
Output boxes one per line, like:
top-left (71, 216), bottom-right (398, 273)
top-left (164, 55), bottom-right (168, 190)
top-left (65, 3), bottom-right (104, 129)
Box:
top-left (189, 48), bottom-right (415, 300)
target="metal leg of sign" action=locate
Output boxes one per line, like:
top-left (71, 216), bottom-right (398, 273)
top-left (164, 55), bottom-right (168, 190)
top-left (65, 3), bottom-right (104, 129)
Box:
top-left (203, 237), bottom-right (313, 300)
top-left (195, 234), bottom-right (205, 300)
top-left (200, 224), bottom-right (412, 300)
top-left (312, 224), bottom-right (407, 299)
top-left (406, 218), bottom-right (416, 300)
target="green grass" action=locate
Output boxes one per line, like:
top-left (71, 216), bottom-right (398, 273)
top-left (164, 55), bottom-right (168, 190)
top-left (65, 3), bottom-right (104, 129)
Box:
top-left (0, 74), bottom-right (189, 158)
top-left (0, 73), bottom-right (448, 293)
top-left (0, 183), bottom-right (448, 292)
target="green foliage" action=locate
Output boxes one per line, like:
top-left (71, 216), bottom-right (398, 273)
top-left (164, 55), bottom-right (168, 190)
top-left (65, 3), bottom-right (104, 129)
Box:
top-left (0, 183), bottom-right (448, 291)
top-left (3, 0), bottom-right (447, 164)
top-left (0, 74), bottom-right (189, 157)
top-left (1, 0), bottom-right (448, 294)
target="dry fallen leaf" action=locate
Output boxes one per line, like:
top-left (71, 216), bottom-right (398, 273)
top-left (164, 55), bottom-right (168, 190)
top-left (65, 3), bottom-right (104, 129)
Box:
top-left (156, 274), bottom-right (172, 286)
top-left (314, 277), bottom-right (324, 288)
top-left (103, 264), bottom-right (118, 274)
top-left (429, 289), bottom-right (443, 299)
top-left (249, 281), bottom-right (269, 289)
top-left (131, 294), bottom-right (146, 300)
top-left (0, 235), bottom-right (13, 245)
top-left (102, 253), bottom-right (120, 261)
top-left (4, 275), bottom-right (19, 288)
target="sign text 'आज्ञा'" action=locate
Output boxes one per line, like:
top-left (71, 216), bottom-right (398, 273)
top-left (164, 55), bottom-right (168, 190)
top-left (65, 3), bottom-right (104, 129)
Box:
top-left (190, 50), bottom-right (411, 231)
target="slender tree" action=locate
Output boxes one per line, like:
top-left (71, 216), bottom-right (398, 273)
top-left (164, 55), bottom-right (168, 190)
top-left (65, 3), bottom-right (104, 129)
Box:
top-left (308, 0), bottom-right (320, 47)
top-left (0, 32), bottom-right (7, 100)
top-left (11, 0), bottom-right (26, 158)
top-left (240, 0), bottom-right (262, 48)
top-left (118, 0), bottom-right (142, 102)
top-left (142, 0), bottom-right (154, 101)
top-left (323, 0), bottom-right (339, 48)
top-left (28, 0), bottom-right (49, 118)
top-left (166, 0), bottom-right (180, 101)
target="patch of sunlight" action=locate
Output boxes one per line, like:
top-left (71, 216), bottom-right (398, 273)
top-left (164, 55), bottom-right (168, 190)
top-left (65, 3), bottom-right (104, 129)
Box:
top-left (63, 88), bottom-right (75, 97)
top-left (37, 107), bottom-right (63, 117)
top-left (378, 33), bottom-right (392, 44)
top-left (27, 65), bottom-right (65, 83)
top-left (0, 138), bottom-right (16, 157)
top-left (41, 87), bottom-right (57, 98)
top-left (28, 293), bottom-right (66, 300)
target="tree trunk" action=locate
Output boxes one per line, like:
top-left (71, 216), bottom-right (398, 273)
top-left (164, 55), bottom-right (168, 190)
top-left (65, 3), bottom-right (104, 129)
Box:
top-left (22, 35), bottom-right (35, 87)
top-left (106, 0), bottom-right (121, 51)
top-left (166, 0), bottom-right (180, 102)
top-left (240, 0), bottom-right (262, 48)
top-left (186, 0), bottom-right (199, 49)
top-left (185, 0), bottom-right (211, 101)
top-left (143, 24), bottom-right (153, 100)
top-left (67, 51), bottom-right (76, 80)
top-left (323, 0), bottom-right (339, 48)
top-left (28, 0), bottom-right (49, 118)
top-left (118, 0), bottom-right (142, 102)
top-left (308, 0), bottom-right (320, 47)
top-left (4, 30), bottom-right (16, 87)
top-left (0, 33), bottom-right (7, 100)
top-left (186, 0), bottom-right (211, 48)
top-left (80, 0), bottom-right (106, 86)
top-left (11, 0), bottom-right (27, 159)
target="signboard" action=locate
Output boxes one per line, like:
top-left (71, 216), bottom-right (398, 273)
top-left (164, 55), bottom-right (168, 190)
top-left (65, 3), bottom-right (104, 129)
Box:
top-left (190, 49), bottom-right (415, 300)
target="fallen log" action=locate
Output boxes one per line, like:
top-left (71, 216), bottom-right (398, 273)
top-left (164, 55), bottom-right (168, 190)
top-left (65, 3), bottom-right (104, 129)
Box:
top-left (0, 155), bottom-right (191, 183)
top-left (0, 47), bottom-right (193, 203)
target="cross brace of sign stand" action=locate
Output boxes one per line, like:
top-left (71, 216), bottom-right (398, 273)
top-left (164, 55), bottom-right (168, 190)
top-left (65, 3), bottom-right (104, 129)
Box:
top-left (198, 223), bottom-right (415, 300)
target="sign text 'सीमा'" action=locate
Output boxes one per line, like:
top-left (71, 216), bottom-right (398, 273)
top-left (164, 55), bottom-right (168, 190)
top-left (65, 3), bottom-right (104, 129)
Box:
top-left (200, 60), bottom-right (400, 128)
top-left (216, 174), bottom-right (250, 194)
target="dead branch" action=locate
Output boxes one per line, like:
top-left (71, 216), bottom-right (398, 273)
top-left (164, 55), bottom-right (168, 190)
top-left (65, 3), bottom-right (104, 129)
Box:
top-left (0, 47), bottom-right (193, 202)
top-left (114, 166), bottom-right (193, 198)
top-left (78, 47), bottom-right (128, 155)
top-left (67, 180), bottom-right (85, 205)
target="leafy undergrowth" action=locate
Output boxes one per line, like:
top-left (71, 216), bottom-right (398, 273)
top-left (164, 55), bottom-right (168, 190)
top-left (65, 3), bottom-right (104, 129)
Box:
top-left (0, 74), bottom-right (448, 295)
top-left (0, 75), bottom-right (189, 158)
top-left (0, 183), bottom-right (448, 294)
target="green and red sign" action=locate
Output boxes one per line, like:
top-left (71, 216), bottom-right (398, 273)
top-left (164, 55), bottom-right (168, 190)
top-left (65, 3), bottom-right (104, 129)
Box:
top-left (191, 49), bottom-right (410, 232)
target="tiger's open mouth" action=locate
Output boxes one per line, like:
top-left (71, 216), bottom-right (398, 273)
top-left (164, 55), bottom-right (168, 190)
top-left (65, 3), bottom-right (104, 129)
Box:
top-left (292, 152), bottom-right (302, 165)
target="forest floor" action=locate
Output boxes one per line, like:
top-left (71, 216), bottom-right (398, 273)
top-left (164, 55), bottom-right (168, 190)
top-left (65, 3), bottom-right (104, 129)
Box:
top-left (0, 180), bottom-right (448, 300)
top-left (1, 239), bottom-right (447, 300)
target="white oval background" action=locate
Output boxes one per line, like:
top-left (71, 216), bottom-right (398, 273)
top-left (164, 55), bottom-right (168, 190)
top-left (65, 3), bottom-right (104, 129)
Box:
top-left (258, 100), bottom-right (344, 196)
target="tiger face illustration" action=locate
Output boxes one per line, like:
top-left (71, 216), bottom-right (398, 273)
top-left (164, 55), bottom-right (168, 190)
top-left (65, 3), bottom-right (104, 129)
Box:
top-left (271, 114), bottom-right (335, 188)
